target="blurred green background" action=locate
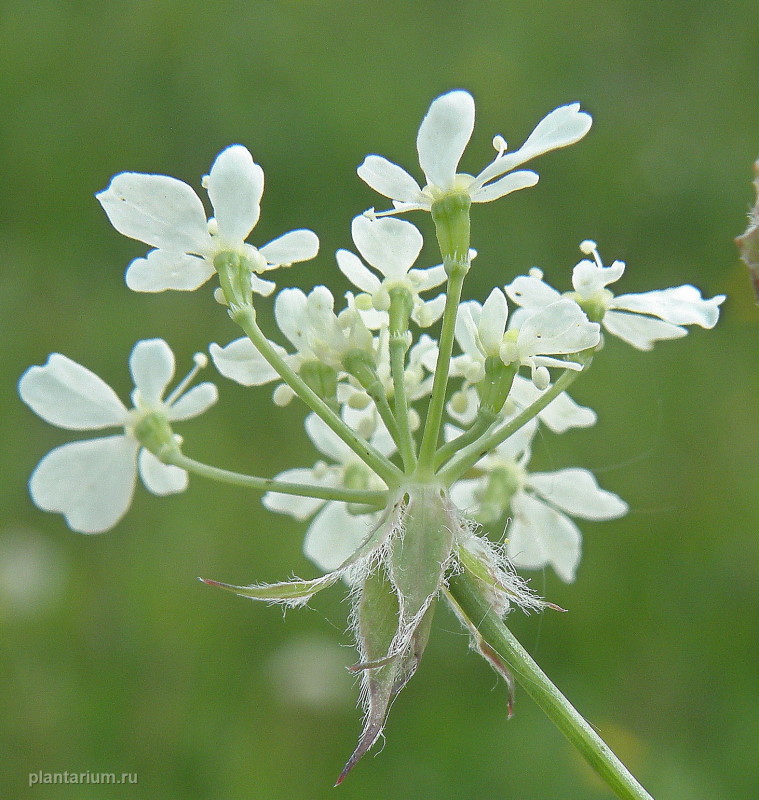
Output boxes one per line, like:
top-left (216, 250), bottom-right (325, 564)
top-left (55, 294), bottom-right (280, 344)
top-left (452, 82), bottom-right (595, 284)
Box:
top-left (1, 2), bottom-right (758, 798)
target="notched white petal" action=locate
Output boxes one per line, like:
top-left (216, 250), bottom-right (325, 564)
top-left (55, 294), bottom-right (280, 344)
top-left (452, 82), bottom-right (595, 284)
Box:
top-left (19, 354), bottom-right (127, 431)
top-left (97, 173), bottom-right (211, 254)
top-left (29, 435), bottom-right (139, 534)
top-left (351, 215), bottom-right (423, 279)
top-left (206, 144), bottom-right (263, 245)
top-left (125, 249), bottom-right (215, 292)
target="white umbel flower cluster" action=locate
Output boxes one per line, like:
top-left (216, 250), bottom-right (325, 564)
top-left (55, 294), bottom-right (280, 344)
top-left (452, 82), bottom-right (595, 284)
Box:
top-left (19, 340), bottom-right (217, 533)
top-left (18, 87), bottom-right (726, 785)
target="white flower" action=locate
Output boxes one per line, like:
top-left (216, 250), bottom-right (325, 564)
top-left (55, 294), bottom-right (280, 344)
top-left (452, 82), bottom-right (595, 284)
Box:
top-left (449, 420), bottom-right (627, 582)
top-left (18, 339), bottom-right (217, 534)
top-left (262, 412), bottom-right (394, 572)
top-left (338, 332), bottom-right (439, 435)
top-left (455, 288), bottom-right (600, 390)
top-left (210, 287), bottom-right (375, 399)
top-left (447, 377), bottom-right (596, 434)
top-left (337, 215), bottom-right (446, 326)
top-left (97, 144), bottom-right (319, 295)
top-left (357, 89), bottom-right (591, 215)
top-left (505, 241), bottom-right (726, 351)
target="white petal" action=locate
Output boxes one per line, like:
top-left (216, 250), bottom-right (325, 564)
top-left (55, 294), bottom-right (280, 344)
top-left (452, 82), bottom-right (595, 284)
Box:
top-left (478, 289), bottom-right (509, 355)
top-left (262, 468), bottom-right (334, 520)
top-left (509, 375), bottom-right (596, 433)
top-left (209, 338), bottom-right (285, 386)
top-left (611, 286), bottom-right (725, 328)
top-left (478, 103), bottom-right (592, 183)
top-left (515, 103), bottom-right (592, 160)
top-left (508, 492), bottom-right (581, 583)
top-left (572, 258), bottom-right (625, 296)
top-left (454, 301), bottom-right (484, 360)
top-left (168, 382), bottom-right (218, 420)
top-left (125, 249), bottom-right (215, 292)
top-left (527, 469), bottom-right (627, 519)
top-left (471, 170), bottom-right (538, 203)
top-left (259, 229), bottom-right (319, 267)
top-left (412, 294), bottom-right (446, 327)
top-left (504, 273), bottom-right (562, 309)
top-left (304, 413), bottom-right (353, 463)
top-left (351, 215), bottom-right (422, 279)
top-left (357, 155), bottom-right (424, 203)
top-left (602, 310), bottom-right (686, 350)
top-left (138, 448), bottom-right (188, 495)
top-left (130, 339), bottom-right (174, 405)
top-left (409, 264), bottom-right (447, 291)
top-left (20, 355), bottom-right (127, 431)
top-left (206, 145), bottom-right (263, 245)
top-left (29, 435), bottom-right (138, 534)
top-left (336, 249), bottom-right (381, 293)
top-left (493, 417), bottom-right (538, 462)
top-left (449, 477), bottom-right (482, 512)
top-left (275, 289), bottom-right (310, 353)
top-left (250, 274), bottom-right (277, 297)
top-left (97, 173), bottom-right (211, 254)
top-left (517, 299), bottom-right (600, 357)
top-left (417, 90), bottom-right (475, 190)
top-left (303, 502), bottom-right (375, 572)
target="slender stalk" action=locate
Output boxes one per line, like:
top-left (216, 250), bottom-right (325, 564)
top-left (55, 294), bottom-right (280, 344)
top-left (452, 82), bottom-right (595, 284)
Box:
top-left (230, 304), bottom-right (403, 487)
top-left (433, 407), bottom-right (499, 470)
top-left (389, 337), bottom-right (417, 470)
top-left (447, 571), bottom-right (655, 800)
top-left (439, 363), bottom-right (587, 485)
top-left (416, 257), bottom-right (467, 472)
top-left (343, 349), bottom-right (402, 450)
top-left (388, 289), bottom-right (417, 472)
top-left (165, 450), bottom-right (389, 507)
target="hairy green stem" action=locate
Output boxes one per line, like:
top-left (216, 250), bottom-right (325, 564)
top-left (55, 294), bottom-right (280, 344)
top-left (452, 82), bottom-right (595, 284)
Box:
top-left (446, 572), bottom-right (655, 800)
top-left (165, 450), bottom-right (388, 507)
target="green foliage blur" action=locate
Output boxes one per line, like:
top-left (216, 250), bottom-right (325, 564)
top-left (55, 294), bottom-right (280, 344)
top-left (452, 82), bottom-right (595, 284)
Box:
top-left (2, 2), bottom-right (758, 798)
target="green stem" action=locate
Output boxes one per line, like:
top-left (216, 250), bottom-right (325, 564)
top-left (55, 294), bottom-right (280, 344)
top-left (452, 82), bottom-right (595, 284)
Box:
top-left (446, 572), bottom-right (655, 800)
top-left (165, 450), bottom-right (388, 507)
top-left (416, 257), bottom-right (468, 472)
top-left (433, 407), bottom-right (498, 470)
top-left (388, 289), bottom-right (417, 472)
top-left (439, 362), bottom-right (588, 485)
top-left (389, 336), bottom-right (417, 471)
top-left (230, 304), bottom-right (403, 488)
